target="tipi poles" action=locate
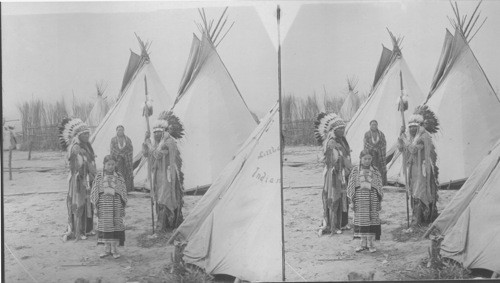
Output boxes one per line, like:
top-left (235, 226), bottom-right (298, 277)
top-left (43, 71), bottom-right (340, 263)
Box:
top-left (144, 76), bottom-right (155, 235)
top-left (398, 70), bottom-right (410, 229)
top-left (277, 5), bottom-right (286, 282)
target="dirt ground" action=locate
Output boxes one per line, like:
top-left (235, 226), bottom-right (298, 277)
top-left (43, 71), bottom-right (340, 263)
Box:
top-left (2, 147), bottom-right (457, 282)
top-left (282, 146), bottom-right (457, 281)
top-left (2, 150), bottom-right (201, 283)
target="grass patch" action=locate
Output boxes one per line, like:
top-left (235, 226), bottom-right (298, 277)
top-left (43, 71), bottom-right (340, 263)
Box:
top-left (398, 258), bottom-right (472, 280)
top-left (391, 224), bottom-right (428, 242)
top-left (136, 230), bottom-right (172, 248)
top-left (164, 266), bottom-right (213, 283)
top-left (162, 262), bottom-right (214, 283)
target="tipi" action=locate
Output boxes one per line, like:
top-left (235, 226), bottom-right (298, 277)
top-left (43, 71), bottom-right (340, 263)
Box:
top-left (167, 9), bottom-right (257, 192)
top-left (345, 31), bottom-right (425, 163)
top-left (424, 138), bottom-right (500, 274)
top-left (90, 35), bottom-right (175, 169)
top-left (387, 2), bottom-right (500, 186)
top-left (86, 81), bottom-right (110, 130)
top-left (339, 76), bottom-right (361, 121)
top-left (168, 103), bottom-right (282, 281)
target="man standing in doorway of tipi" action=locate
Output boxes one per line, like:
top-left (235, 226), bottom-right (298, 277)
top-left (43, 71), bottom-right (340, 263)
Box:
top-left (363, 120), bottom-right (387, 185)
top-left (315, 113), bottom-right (353, 236)
top-left (397, 106), bottom-right (439, 226)
top-left (142, 111), bottom-right (185, 232)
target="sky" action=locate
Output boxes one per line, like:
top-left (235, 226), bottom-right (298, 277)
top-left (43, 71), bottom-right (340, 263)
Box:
top-left (2, 1), bottom-right (280, 122)
top-left (282, 0), bottom-right (500, 101)
top-left (3, 0), bottom-right (500, 124)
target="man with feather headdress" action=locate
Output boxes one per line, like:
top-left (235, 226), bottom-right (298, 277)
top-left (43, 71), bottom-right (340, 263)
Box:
top-left (398, 105), bottom-right (439, 226)
top-left (59, 118), bottom-right (96, 241)
top-left (315, 112), bottom-right (353, 235)
top-left (142, 111), bottom-right (184, 231)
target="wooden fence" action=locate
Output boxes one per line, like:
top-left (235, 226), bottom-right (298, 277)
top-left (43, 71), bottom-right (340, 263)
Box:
top-left (282, 120), bottom-right (317, 146)
top-left (23, 125), bottom-right (98, 151)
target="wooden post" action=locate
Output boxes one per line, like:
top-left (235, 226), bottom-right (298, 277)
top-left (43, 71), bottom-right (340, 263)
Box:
top-left (9, 147), bottom-right (13, 180)
top-left (277, 5), bottom-right (286, 282)
top-left (28, 140), bottom-right (33, 160)
top-left (144, 75), bottom-right (155, 235)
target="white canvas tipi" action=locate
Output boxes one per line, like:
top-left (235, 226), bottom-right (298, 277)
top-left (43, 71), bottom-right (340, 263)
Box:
top-left (425, 138), bottom-right (500, 274)
top-left (86, 81), bottom-right (110, 130)
top-left (169, 103), bottom-right (282, 281)
top-left (387, 6), bottom-right (500, 186)
top-left (345, 32), bottom-right (425, 164)
top-left (419, 28), bottom-right (500, 185)
top-left (90, 36), bottom-right (175, 170)
top-left (339, 77), bottom-right (361, 121)
top-left (168, 12), bottom-right (257, 192)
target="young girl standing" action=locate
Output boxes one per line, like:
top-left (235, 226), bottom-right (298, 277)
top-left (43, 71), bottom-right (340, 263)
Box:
top-left (347, 149), bottom-right (383, 253)
top-left (91, 155), bottom-right (127, 258)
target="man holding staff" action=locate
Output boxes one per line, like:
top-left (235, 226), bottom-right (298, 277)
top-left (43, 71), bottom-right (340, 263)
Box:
top-left (397, 111), bottom-right (439, 226)
top-left (142, 111), bottom-right (185, 232)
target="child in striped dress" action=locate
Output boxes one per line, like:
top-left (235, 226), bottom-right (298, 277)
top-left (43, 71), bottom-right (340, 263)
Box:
top-left (347, 149), bottom-right (383, 253)
top-left (91, 155), bottom-right (127, 259)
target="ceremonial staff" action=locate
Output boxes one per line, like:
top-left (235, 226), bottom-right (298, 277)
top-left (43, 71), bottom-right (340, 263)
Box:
top-left (143, 75), bottom-right (155, 234)
top-left (398, 70), bottom-right (410, 229)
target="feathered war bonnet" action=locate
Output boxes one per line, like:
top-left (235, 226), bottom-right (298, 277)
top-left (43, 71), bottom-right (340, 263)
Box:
top-left (58, 118), bottom-right (90, 151)
top-left (152, 110), bottom-right (185, 139)
top-left (407, 114), bottom-right (424, 127)
top-left (314, 112), bottom-right (346, 145)
top-left (414, 105), bottom-right (439, 134)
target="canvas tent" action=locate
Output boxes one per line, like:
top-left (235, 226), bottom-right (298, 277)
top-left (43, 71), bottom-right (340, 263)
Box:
top-left (90, 36), bottom-right (175, 170)
top-left (345, 32), bottom-right (424, 164)
top-left (169, 103), bottom-right (282, 281)
top-left (3, 126), bottom-right (16, 151)
top-left (159, 11), bottom-right (257, 192)
top-left (387, 6), bottom-right (500, 186)
top-left (416, 28), bottom-right (500, 185)
top-left (85, 81), bottom-right (110, 130)
top-left (339, 77), bottom-right (361, 121)
top-left (424, 138), bottom-right (500, 274)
